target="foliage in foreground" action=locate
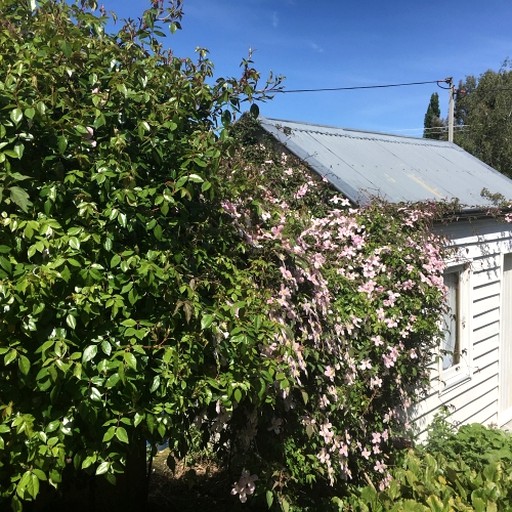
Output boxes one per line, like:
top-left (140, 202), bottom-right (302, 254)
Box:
top-left (0, 1), bottom-right (451, 511)
top-left (0, 1), bottom-right (281, 510)
top-left (335, 423), bottom-right (512, 512)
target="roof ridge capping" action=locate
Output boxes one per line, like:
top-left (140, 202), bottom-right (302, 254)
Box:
top-left (260, 116), bottom-right (453, 146)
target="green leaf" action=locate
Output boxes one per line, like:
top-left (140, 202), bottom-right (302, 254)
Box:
top-left (0, 256), bottom-right (12, 274)
top-left (115, 427), bottom-right (129, 444)
top-left (81, 455), bottom-right (97, 469)
top-left (10, 108), bottom-right (23, 125)
top-left (32, 469), bottom-right (46, 481)
top-left (82, 345), bottom-right (97, 363)
top-left (68, 237), bottom-right (80, 250)
top-left (13, 144), bottom-right (24, 159)
top-left (90, 387), bottom-right (102, 401)
top-left (57, 135), bottom-right (68, 154)
top-left (25, 107), bottom-right (35, 120)
top-left (95, 461), bottom-right (110, 475)
top-left (16, 470), bottom-right (40, 500)
top-left (116, 83), bottom-right (128, 97)
top-left (36, 101), bottom-right (46, 116)
top-left (250, 103), bottom-right (260, 118)
top-left (18, 355), bottom-right (30, 375)
top-left (266, 490), bottom-right (274, 509)
top-left (9, 186), bottom-right (32, 212)
top-left (153, 223), bottom-right (163, 240)
top-left (123, 352), bottom-right (137, 370)
top-left (4, 349), bottom-right (17, 366)
top-left (102, 426), bottom-right (116, 442)
top-left (66, 314), bottom-right (77, 330)
top-left (105, 373), bottom-right (120, 388)
top-left (201, 314), bottom-right (214, 330)
top-left (150, 375), bottom-right (160, 393)
top-left (134, 412), bottom-right (144, 428)
top-left (101, 340), bottom-right (112, 356)
top-left (11, 496), bottom-right (22, 512)
top-left (110, 254), bottom-right (121, 268)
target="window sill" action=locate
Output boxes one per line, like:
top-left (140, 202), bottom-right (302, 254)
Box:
top-left (439, 368), bottom-right (471, 394)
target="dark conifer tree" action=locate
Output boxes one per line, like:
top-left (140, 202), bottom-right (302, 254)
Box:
top-left (423, 92), bottom-right (445, 139)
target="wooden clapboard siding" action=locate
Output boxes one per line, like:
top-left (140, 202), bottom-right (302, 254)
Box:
top-left (473, 280), bottom-right (500, 302)
top-left (414, 218), bottom-right (512, 434)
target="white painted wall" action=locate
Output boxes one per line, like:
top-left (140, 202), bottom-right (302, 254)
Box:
top-left (413, 217), bottom-right (512, 436)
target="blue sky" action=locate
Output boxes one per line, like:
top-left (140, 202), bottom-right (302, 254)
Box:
top-left (100, 0), bottom-right (512, 137)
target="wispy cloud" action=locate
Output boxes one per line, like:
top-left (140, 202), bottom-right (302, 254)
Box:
top-left (309, 41), bottom-right (324, 53)
top-left (272, 11), bottom-right (279, 29)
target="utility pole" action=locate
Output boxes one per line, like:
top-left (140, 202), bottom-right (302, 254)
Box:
top-left (446, 77), bottom-right (455, 143)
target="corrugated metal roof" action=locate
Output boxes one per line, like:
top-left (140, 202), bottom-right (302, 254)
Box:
top-left (259, 117), bottom-right (512, 209)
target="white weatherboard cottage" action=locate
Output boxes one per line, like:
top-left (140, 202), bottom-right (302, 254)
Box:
top-left (258, 117), bottom-right (512, 431)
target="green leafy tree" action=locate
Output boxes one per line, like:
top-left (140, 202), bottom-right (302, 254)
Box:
top-left (455, 62), bottom-right (512, 177)
top-left (0, 1), bottom-right (281, 510)
top-left (423, 92), bottom-right (445, 139)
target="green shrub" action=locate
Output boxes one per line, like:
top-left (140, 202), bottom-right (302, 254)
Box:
top-left (0, 2), bottom-right (281, 510)
top-left (425, 422), bottom-right (512, 472)
top-left (333, 424), bottom-right (512, 512)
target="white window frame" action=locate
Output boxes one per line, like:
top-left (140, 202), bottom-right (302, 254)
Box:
top-left (439, 263), bottom-right (472, 391)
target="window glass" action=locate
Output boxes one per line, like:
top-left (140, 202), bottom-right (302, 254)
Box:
top-left (442, 271), bottom-right (460, 370)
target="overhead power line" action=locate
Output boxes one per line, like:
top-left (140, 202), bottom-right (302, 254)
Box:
top-left (275, 79), bottom-right (449, 94)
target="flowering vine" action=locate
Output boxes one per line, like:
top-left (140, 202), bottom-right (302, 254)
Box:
top-left (212, 117), bottom-right (449, 505)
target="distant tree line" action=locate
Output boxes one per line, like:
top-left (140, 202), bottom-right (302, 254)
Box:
top-left (423, 61), bottom-right (512, 178)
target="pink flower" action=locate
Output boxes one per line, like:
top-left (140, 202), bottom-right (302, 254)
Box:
top-left (369, 376), bottom-right (383, 389)
top-left (279, 265), bottom-right (293, 281)
top-left (383, 291), bottom-right (400, 307)
top-left (319, 394), bottom-right (330, 409)
top-left (371, 432), bottom-right (382, 444)
top-left (317, 447), bottom-right (330, 464)
top-left (371, 335), bottom-right (384, 347)
top-left (294, 183), bottom-right (309, 199)
top-left (338, 442), bottom-right (349, 457)
top-left (382, 353), bottom-right (395, 368)
top-left (84, 126), bottom-right (97, 148)
top-left (311, 252), bottom-right (326, 269)
top-left (231, 470), bottom-right (258, 503)
top-left (374, 460), bottom-right (387, 473)
top-left (324, 365), bottom-right (336, 381)
top-left (358, 280), bottom-right (376, 295)
top-left (330, 195), bottom-right (350, 206)
top-left (358, 359), bottom-right (372, 371)
top-left (319, 422), bottom-right (334, 443)
top-left (379, 473), bottom-right (392, 491)
top-left (384, 317), bottom-right (398, 328)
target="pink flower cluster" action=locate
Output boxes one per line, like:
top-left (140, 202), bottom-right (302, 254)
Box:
top-left (221, 145), bottom-right (447, 489)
